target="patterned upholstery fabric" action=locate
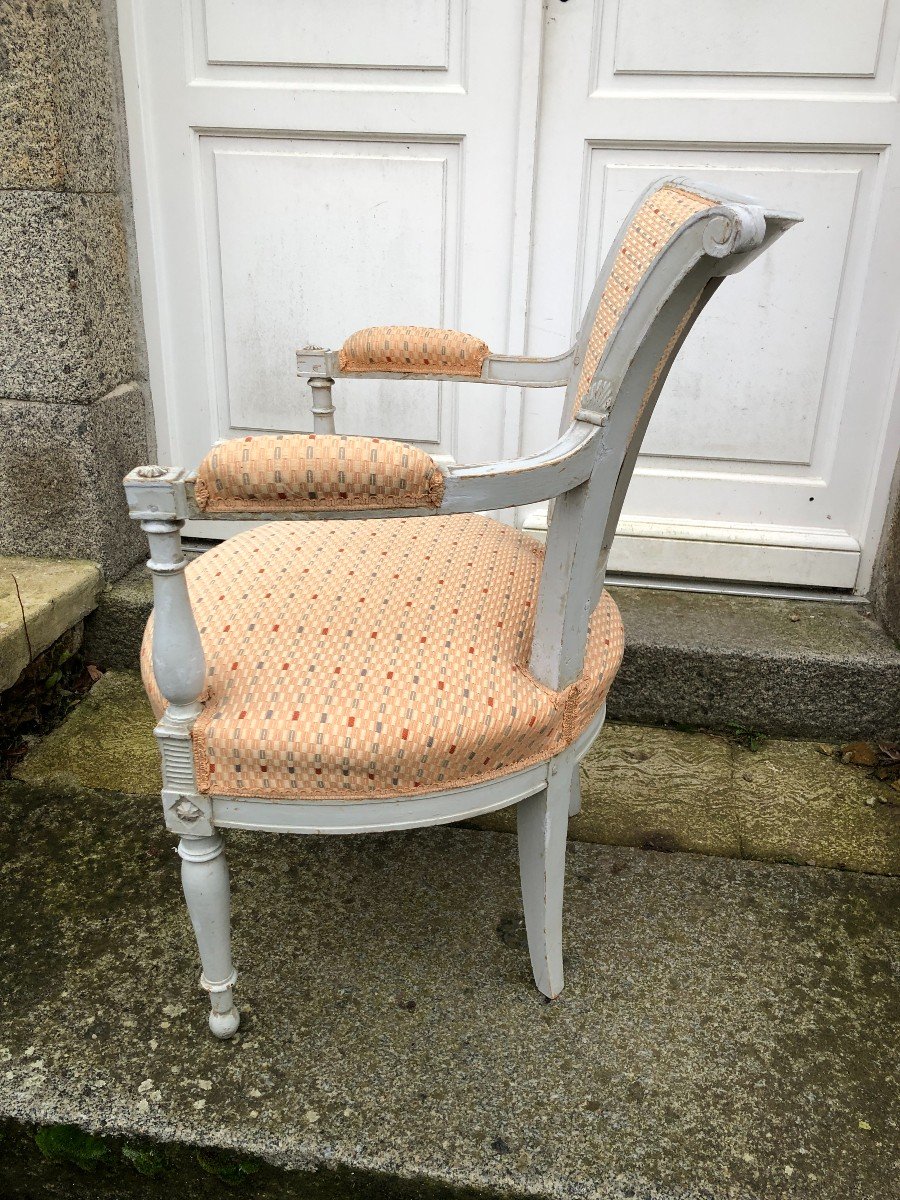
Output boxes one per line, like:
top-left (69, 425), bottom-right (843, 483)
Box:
top-left (339, 327), bottom-right (490, 377)
top-left (572, 183), bottom-right (715, 417)
top-left (194, 434), bottom-right (444, 512)
top-left (141, 515), bottom-right (624, 800)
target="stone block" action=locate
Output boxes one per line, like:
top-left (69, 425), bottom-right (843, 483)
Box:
top-left (0, 0), bottom-right (119, 191)
top-left (0, 190), bottom-right (138, 403)
top-left (82, 561), bottom-right (150, 668)
top-left (608, 584), bottom-right (900, 741)
top-left (0, 384), bottom-right (151, 578)
top-left (0, 555), bottom-right (101, 690)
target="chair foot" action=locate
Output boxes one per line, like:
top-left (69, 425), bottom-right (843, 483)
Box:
top-left (208, 1003), bottom-right (241, 1039)
top-left (517, 766), bottom-right (571, 999)
top-left (178, 833), bottom-right (239, 1038)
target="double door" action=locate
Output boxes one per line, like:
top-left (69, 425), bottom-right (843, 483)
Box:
top-left (118, 0), bottom-right (900, 588)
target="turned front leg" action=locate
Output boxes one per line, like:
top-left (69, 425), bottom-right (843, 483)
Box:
top-left (124, 473), bottom-right (242, 1039)
top-left (142, 517), bottom-right (240, 1038)
top-left (179, 834), bottom-right (240, 1039)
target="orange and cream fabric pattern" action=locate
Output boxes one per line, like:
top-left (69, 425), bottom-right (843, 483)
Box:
top-left (572, 183), bottom-right (716, 416)
top-left (193, 433), bottom-right (444, 512)
top-left (339, 326), bottom-right (490, 377)
top-left (141, 515), bottom-right (624, 800)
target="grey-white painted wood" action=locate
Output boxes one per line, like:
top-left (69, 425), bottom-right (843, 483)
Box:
top-left (178, 421), bottom-right (602, 521)
top-left (125, 177), bottom-right (799, 1033)
top-left (517, 760), bottom-right (572, 999)
top-left (568, 768), bottom-right (581, 818)
top-left (141, 516), bottom-right (206, 719)
top-left (309, 376), bottom-right (336, 434)
top-left (178, 834), bottom-right (240, 1038)
top-left (296, 345), bottom-right (576, 388)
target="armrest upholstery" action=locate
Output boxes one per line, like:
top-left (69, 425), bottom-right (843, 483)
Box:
top-left (194, 434), bottom-right (444, 512)
top-left (338, 326), bottom-right (490, 377)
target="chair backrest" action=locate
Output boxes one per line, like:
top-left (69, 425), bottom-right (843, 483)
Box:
top-left (124, 175), bottom-right (798, 704)
top-left (531, 176), bottom-right (800, 690)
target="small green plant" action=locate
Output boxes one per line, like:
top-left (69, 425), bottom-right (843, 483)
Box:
top-left (122, 1143), bottom-right (166, 1177)
top-left (34, 1124), bottom-right (109, 1172)
top-left (726, 723), bottom-right (766, 752)
top-left (196, 1148), bottom-right (261, 1186)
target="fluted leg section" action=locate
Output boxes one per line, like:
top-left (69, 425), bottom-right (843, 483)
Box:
top-left (178, 834), bottom-right (240, 1038)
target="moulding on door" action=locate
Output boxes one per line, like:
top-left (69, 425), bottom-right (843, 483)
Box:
top-left (521, 507), bottom-right (860, 590)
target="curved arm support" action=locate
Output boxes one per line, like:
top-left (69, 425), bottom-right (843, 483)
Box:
top-left (441, 422), bottom-right (601, 511)
top-left (297, 345), bottom-right (575, 388)
top-left (180, 423), bottom-right (603, 520)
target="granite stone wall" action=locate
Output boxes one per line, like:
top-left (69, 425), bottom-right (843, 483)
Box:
top-left (0, 0), bottom-right (152, 579)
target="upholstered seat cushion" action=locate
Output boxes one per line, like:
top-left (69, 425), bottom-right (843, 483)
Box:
top-left (141, 515), bottom-right (624, 800)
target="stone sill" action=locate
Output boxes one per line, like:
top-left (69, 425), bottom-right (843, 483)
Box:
top-left (0, 557), bottom-right (103, 692)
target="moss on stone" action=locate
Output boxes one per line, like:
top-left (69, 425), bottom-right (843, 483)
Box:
top-left (34, 1123), bottom-right (109, 1171)
top-left (195, 1148), bottom-right (261, 1187)
top-left (121, 1145), bottom-right (166, 1178)
top-left (14, 669), bottom-right (159, 795)
top-left (1, 1121), bottom-right (497, 1198)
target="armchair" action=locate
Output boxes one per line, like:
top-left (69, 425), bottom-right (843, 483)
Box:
top-left (125, 177), bottom-right (799, 1036)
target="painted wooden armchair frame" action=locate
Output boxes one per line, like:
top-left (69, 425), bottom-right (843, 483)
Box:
top-left (125, 177), bottom-right (798, 1037)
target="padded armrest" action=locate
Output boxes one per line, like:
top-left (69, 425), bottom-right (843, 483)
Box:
top-left (338, 326), bottom-right (490, 377)
top-left (194, 434), bottom-right (444, 512)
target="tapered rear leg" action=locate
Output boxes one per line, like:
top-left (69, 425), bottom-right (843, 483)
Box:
top-left (517, 764), bottom-right (572, 999)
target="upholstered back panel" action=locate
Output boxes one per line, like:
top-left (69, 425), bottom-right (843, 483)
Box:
top-left (568, 183), bottom-right (715, 420)
top-left (194, 433), bottom-right (444, 512)
top-left (339, 326), bottom-right (490, 376)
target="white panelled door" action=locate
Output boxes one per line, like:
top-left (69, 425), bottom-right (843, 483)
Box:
top-left (118, 0), bottom-right (537, 537)
top-left (523, 0), bottom-right (900, 589)
top-left (119, 0), bottom-right (900, 589)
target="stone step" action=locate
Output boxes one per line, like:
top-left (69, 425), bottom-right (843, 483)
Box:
top-left (0, 777), bottom-right (896, 1198)
top-left (0, 556), bottom-right (102, 692)
top-left (15, 670), bottom-right (899, 876)
top-left (84, 565), bottom-right (900, 741)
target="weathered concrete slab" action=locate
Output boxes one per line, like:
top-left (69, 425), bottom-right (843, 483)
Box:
top-left (85, 574), bottom-right (900, 741)
top-left (15, 671), bottom-right (900, 875)
top-left (14, 669), bottom-right (161, 796)
top-left (476, 724), bottom-right (900, 876)
top-left (0, 557), bottom-right (102, 692)
top-left (0, 780), bottom-right (896, 1198)
top-left (608, 586), bottom-right (900, 742)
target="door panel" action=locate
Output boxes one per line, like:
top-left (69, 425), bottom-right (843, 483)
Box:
top-left (613, 0), bottom-right (887, 79)
top-left (207, 139), bottom-right (458, 445)
top-left (120, 0), bottom-right (529, 494)
top-left (523, 0), bottom-right (900, 588)
top-left (203, 0), bottom-right (453, 70)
